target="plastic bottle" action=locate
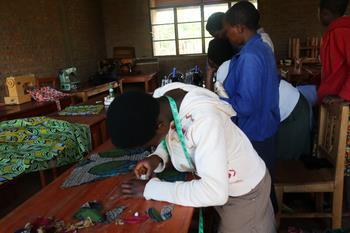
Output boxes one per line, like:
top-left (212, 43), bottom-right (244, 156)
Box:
top-left (108, 83), bottom-right (114, 97)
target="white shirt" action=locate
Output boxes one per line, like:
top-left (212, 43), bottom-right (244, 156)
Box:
top-left (216, 60), bottom-right (230, 84)
top-left (258, 28), bottom-right (275, 53)
top-left (215, 62), bottom-right (300, 122)
top-left (143, 83), bottom-right (266, 207)
top-left (279, 80), bottom-right (300, 121)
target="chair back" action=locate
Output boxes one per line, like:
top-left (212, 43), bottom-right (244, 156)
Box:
top-left (318, 99), bottom-right (349, 181)
top-left (113, 47), bottom-right (135, 60)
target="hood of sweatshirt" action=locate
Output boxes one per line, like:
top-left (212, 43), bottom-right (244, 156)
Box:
top-left (327, 16), bottom-right (350, 32)
top-left (153, 83), bottom-right (236, 119)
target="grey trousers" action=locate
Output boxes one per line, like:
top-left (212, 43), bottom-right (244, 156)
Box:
top-left (215, 171), bottom-right (276, 233)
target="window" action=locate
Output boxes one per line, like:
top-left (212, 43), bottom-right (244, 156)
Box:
top-left (150, 1), bottom-right (258, 56)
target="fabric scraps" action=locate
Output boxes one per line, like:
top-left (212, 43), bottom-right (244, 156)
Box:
top-left (74, 201), bottom-right (105, 223)
top-left (147, 205), bottom-right (173, 222)
top-left (0, 117), bottom-right (91, 186)
top-left (105, 206), bottom-right (127, 223)
top-left (28, 86), bottom-right (70, 111)
top-left (88, 160), bottom-right (136, 177)
top-left (156, 169), bottom-right (187, 182)
top-left (99, 148), bottom-right (147, 158)
top-left (14, 217), bottom-right (68, 233)
top-left (59, 105), bottom-right (104, 116)
top-left (66, 218), bottom-right (94, 231)
top-left (122, 215), bottom-right (149, 224)
top-left (61, 150), bottom-right (149, 188)
top-left (160, 205), bottom-right (173, 220)
top-left (115, 219), bottom-right (125, 225)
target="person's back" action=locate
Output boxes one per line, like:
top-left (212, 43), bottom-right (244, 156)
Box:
top-left (224, 32), bottom-right (280, 141)
top-left (318, 0), bottom-right (350, 101)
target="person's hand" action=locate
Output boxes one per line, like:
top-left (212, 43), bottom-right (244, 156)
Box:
top-left (134, 155), bottom-right (162, 179)
top-left (121, 179), bottom-right (148, 198)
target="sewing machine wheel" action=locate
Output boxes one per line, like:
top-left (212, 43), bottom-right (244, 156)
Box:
top-left (6, 79), bottom-right (15, 88)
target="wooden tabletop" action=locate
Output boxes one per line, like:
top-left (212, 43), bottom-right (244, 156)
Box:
top-left (49, 112), bottom-right (106, 127)
top-left (279, 64), bottom-right (321, 86)
top-left (0, 97), bottom-right (72, 121)
top-left (67, 81), bottom-right (121, 103)
top-left (0, 140), bottom-right (194, 233)
top-left (120, 72), bottom-right (157, 83)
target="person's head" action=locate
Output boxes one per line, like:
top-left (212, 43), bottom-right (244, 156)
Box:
top-left (319, 0), bottom-right (349, 26)
top-left (224, 1), bottom-right (260, 46)
top-left (206, 12), bottom-right (226, 38)
top-left (107, 92), bottom-right (169, 149)
top-left (207, 39), bottom-right (235, 69)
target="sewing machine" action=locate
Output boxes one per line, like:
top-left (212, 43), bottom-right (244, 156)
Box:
top-left (4, 74), bottom-right (36, 105)
top-left (59, 67), bottom-right (79, 91)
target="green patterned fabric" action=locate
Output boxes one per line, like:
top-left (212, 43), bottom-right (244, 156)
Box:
top-left (0, 117), bottom-right (91, 185)
top-left (59, 105), bottom-right (104, 116)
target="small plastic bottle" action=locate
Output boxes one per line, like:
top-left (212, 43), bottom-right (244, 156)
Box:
top-left (108, 84), bottom-right (114, 98)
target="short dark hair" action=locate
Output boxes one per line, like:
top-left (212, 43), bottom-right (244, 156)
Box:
top-left (206, 12), bottom-right (225, 34)
top-left (225, 1), bottom-right (260, 30)
top-left (107, 91), bottom-right (160, 148)
top-left (207, 38), bottom-right (236, 67)
top-left (320, 0), bottom-right (349, 16)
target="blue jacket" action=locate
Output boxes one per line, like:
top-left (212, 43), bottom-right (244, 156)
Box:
top-left (223, 34), bottom-right (280, 142)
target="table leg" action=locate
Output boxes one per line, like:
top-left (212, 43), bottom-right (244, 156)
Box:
top-left (91, 124), bottom-right (102, 149)
top-left (82, 93), bottom-right (88, 102)
top-left (52, 167), bottom-right (58, 179)
top-left (145, 81), bottom-right (149, 93)
top-left (100, 120), bottom-right (108, 142)
top-left (39, 170), bottom-right (47, 188)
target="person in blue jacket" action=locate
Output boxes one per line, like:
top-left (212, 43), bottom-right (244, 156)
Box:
top-left (222, 1), bottom-right (280, 211)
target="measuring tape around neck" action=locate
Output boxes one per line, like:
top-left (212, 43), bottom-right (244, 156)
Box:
top-left (162, 95), bottom-right (204, 233)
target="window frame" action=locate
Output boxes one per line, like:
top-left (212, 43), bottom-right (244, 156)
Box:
top-left (149, 1), bottom-right (257, 57)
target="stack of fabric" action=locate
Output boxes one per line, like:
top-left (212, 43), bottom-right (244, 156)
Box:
top-left (59, 105), bottom-right (104, 116)
top-left (0, 117), bottom-right (91, 185)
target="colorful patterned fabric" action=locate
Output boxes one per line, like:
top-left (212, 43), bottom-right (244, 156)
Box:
top-left (28, 87), bottom-right (70, 111)
top-left (62, 151), bottom-right (150, 188)
top-left (28, 87), bottom-right (70, 102)
top-left (59, 105), bottom-right (104, 116)
top-left (345, 109), bottom-right (350, 176)
top-left (0, 117), bottom-right (91, 185)
top-left (62, 148), bottom-right (187, 188)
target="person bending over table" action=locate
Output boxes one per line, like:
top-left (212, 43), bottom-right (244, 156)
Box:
top-left (106, 83), bottom-right (276, 233)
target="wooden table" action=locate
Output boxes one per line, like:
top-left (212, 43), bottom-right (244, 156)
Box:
top-left (49, 94), bottom-right (109, 149)
top-left (279, 64), bottom-right (321, 86)
top-left (69, 81), bottom-right (122, 103)
top-left (0, 97), bottom-right (71, 121)
top-left (0, 141), bottom-right (194, 233)
top-left (50, 113), bottom-right (108, 150)
top-left (120, 72), bottom-right (157, 92)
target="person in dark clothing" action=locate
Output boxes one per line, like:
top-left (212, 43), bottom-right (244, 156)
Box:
top-left (205, 12), bottom-right (238, 90)
top-left (222, 1), bottom-right (280, 212)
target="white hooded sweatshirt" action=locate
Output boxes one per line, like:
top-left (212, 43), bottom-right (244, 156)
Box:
top-left (143, 83), bottom-right (266, 207)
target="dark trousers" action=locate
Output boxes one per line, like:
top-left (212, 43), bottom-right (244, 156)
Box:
top-left (252, 134), bottom-right (278, 213)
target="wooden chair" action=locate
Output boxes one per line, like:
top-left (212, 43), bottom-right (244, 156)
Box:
top-left (113, 46), bottom-right (136, 60)
top-left (36, 77), bottom-right (58, 89)
top-left (275, 99), bottom-right (349, 228)
top-left (288, 37), bottom-right (321, 62)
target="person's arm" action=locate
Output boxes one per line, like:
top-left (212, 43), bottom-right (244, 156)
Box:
top-left (205, 59), bottom-right (216, 91)
top-left (222, 54), bottom-right (263, 116)
top-left (143, 117), bottom-right (229, 207)
top-left (150, 141), bottom-right (170, 173)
